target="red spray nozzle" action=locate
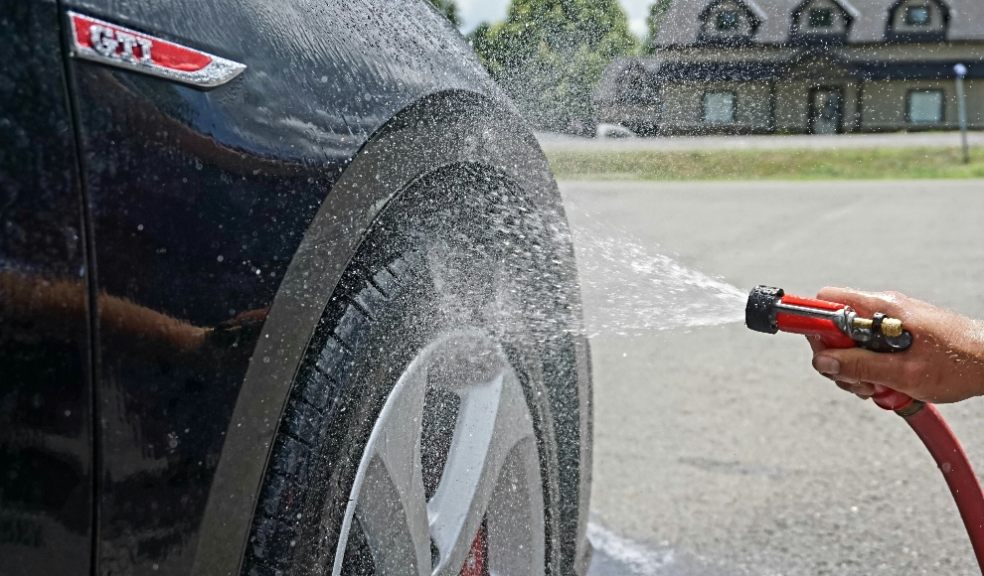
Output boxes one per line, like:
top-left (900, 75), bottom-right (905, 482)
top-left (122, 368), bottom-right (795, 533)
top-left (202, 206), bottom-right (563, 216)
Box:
top-left (746, 285), bottom-right (914, 411)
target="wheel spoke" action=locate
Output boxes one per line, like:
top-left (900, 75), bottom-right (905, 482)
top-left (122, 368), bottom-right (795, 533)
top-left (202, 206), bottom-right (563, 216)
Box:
top-left (485, 438), bottom-right (545, 575)
top-left (352, 361), bottom-right (431, 576)
top-left (427, 369), bottom-right (535, 576)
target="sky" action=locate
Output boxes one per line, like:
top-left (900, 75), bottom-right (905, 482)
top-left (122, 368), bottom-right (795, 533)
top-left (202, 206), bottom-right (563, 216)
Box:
top-left (456, 0), bottom-right (653, 38)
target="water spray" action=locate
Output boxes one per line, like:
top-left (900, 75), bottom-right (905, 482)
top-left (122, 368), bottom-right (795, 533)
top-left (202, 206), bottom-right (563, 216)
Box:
top-left (746, 286), bottom-right (984, 573)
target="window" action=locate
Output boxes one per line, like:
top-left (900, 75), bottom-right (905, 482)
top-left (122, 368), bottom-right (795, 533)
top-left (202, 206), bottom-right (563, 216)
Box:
top-left (886, 0), bottom-right (947, 41)
top-left (904, 5), bottom-right (931, 26)
top-left (908, 90), bottom-right (944, 124)
top-left (703, 91), bottom-right (735, 124)
top-left (808, 7), bottom-right (833, 28)
top-left (698, 1), bottom-right (762, 44)
top-left (716, 10), bottom-right (740, 31)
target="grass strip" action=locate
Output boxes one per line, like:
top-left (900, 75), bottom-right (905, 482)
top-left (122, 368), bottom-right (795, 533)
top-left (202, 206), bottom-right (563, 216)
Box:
top-left (546, 146), bottom-right (984, 181)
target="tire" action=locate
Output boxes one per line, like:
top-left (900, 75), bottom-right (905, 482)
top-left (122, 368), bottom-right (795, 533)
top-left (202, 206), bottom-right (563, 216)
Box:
top-left (244, 165), bottom-right (586, 576)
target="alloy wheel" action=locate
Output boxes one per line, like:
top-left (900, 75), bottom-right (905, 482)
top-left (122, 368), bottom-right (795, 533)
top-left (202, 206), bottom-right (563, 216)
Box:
top-left (331, 330), bottom-right (546, 576)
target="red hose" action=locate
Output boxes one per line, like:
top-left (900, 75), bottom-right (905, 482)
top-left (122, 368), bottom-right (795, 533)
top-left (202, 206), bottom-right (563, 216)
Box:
top-left (749, 287), bottom-right (984, 569)
top-left (903, 403), bottom-right (984, 573)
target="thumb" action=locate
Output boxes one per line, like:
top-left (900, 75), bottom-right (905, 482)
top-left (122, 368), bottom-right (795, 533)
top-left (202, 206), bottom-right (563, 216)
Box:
top-left (812, 348), bottom-right (909, 389)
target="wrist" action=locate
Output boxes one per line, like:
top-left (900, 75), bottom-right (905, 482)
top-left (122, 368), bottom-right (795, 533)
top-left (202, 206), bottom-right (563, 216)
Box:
top-left (964, 319), bottom-right (984, 398)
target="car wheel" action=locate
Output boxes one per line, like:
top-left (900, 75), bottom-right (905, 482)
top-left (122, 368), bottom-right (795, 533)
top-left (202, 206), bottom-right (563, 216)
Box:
top-left (245, 165), bottom-right (584, 576)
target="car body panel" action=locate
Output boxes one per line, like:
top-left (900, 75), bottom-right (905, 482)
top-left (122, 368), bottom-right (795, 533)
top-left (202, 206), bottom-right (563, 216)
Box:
top-left (56, 1), bottom-right (596, 575)
top-left (0, 0), bottom-right (93, 573)
top-left (0, 1), bottom-right (591, 574)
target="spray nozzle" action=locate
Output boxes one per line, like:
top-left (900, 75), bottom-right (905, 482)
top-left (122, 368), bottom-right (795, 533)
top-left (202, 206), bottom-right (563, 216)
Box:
top-left (745, 285), bottom-right (912, 352)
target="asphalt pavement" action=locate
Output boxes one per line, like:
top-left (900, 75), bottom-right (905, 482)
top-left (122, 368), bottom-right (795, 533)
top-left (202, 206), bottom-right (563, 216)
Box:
top-left (566, 179), bottom-right (984, 575)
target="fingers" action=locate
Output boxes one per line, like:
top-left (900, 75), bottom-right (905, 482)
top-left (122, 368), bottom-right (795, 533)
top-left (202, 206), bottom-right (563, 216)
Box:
top-left (811, 347), bottom-right (909, 390)
top-left (834, 379), bottom-right (876, 399)
top-left (806, 334), bottom-right (826, 354)
top-left (816, 286), bottom-right (907, 319)
top-left (808, 335), bottom-right (878, 399)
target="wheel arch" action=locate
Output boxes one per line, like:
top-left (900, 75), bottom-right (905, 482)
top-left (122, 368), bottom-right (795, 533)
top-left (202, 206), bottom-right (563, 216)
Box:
top-left (190, 90), bottom-right (592, 576)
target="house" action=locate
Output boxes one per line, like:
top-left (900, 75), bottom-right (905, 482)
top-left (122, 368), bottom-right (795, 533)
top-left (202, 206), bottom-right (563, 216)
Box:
top-left (595, 0), bottom-right (984, 135)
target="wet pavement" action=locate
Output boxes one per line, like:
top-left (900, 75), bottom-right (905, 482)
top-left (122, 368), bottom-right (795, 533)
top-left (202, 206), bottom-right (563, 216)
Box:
top-left (570, 180), bottom-right (984, 575)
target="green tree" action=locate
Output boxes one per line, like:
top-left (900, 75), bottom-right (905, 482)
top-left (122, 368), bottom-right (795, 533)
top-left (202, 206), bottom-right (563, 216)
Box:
top-left (467, 23), bottom-right (498, 72)
top-left (644, 0), bottom-right (672, 54)
top-left (428, 0), bottom-right (460, 27)
top-left (469, 0), bottom-right (637, 133)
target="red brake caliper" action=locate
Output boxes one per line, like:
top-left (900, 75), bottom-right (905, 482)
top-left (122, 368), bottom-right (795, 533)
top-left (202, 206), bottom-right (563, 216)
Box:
top-left (458, 524), bottom-right (487, 576)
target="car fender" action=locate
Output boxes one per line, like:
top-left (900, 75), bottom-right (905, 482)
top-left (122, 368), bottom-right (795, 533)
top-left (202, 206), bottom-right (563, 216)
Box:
top-left (193, 91), bottom-right (593, 575)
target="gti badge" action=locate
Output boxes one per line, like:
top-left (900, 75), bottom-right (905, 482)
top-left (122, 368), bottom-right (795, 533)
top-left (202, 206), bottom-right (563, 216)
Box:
top-left (68, 12), bottom-right (246, 89)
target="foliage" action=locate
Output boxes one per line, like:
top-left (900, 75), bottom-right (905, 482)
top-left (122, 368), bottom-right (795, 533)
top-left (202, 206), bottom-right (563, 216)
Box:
top-left (468, 23), bottom-right (497, 70)
top-left (644, 0), bottom-right (673, 54)
top-left (428, 0), bottom-right (460, 27)
top-left (468, 0), bottom-right (637, 134)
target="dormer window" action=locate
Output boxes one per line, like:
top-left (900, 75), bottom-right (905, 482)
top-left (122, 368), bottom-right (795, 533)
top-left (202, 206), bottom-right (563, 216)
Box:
top-left (808, 8), bottom-right (833, 28)
top-left (716, 10), bottom-right (740, 31)
top-left (697, 0), bottom-right (765, 45)
top-left (905, 5), bottom-right (931, 25)
top-left (887, 0), bottom-right (949, 41)
top-left (790, 0), bottom-right (857, 45)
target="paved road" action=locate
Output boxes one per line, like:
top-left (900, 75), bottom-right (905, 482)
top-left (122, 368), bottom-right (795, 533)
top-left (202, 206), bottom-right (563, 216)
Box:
top-left (539, 131), bottom-right (984, 153)
top-left (566, 180), bottom-right (984, 575)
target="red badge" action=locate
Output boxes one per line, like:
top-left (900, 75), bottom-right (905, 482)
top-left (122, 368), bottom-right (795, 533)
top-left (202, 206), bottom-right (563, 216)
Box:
top-left (68, 12), bottom-right (245, 89)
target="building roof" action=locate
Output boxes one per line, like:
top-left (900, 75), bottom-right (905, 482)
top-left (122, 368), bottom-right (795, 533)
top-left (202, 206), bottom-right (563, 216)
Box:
top-left (654, 0), bottom-right (984, 46)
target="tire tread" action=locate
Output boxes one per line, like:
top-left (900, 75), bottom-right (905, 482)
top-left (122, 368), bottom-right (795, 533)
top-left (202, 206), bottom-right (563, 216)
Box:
top-left (245, 254), bottom-right (413, 574)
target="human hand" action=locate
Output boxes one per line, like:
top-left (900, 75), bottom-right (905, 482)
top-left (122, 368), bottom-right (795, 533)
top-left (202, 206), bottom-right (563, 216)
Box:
top-left (808, 287), bottom-right (984, 404)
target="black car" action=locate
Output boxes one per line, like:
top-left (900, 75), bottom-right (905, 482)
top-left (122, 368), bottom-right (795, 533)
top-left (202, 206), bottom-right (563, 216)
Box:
top-left (1, 1), bottom-right (592, 575)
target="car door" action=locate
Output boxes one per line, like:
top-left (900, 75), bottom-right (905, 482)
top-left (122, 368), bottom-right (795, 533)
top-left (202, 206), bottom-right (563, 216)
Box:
top-left (58, 1), bottom-right (433, 574)
top-left (59, 3), bottom-right (314, 574)
top-left (0, 1), bottom-right (94, 573)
